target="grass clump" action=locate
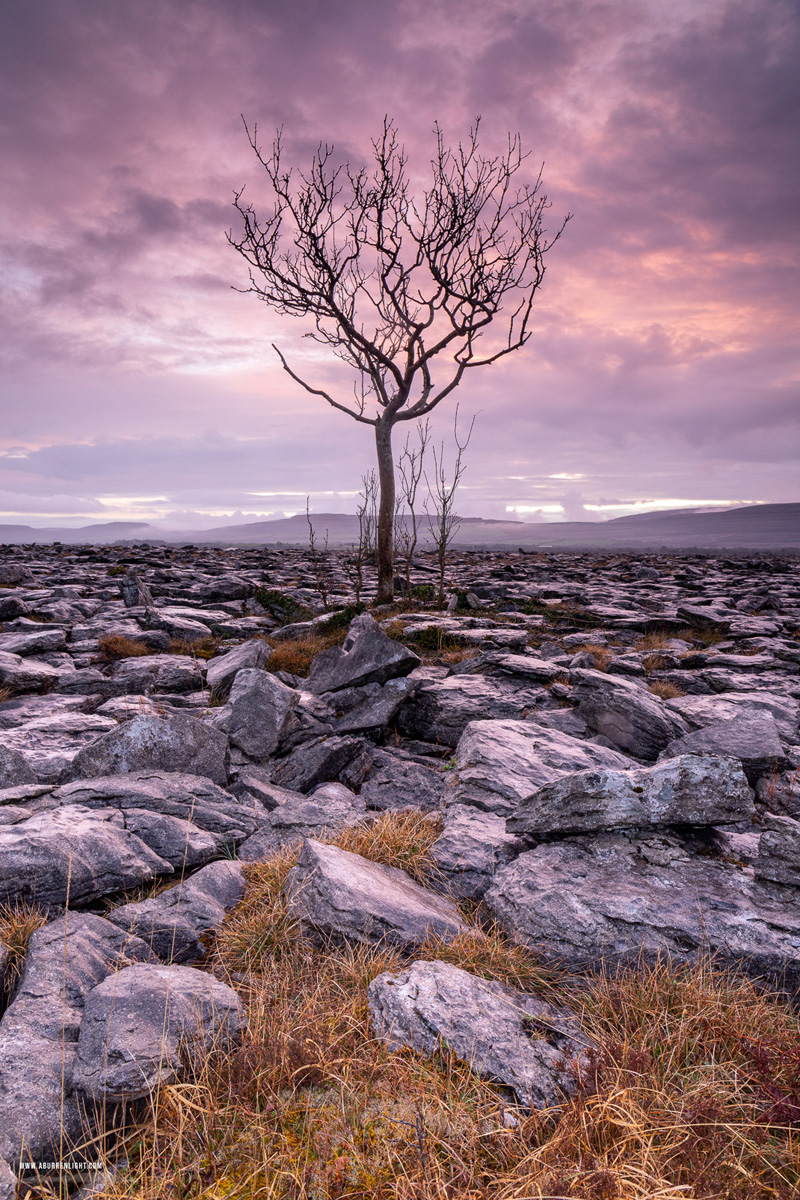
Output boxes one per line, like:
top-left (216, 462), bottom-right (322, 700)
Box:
top-left (170, 635), bottom-right (219, 660)
top-left (254, 587), bottom-right (314, 626)
top-left (70, 812), bottom-right (800, 1200)
top-left (264, 628), bottom-right (349, 677)
top-left (649, 680), bottom-right (686, 699)
top-left (574, 643), bottom-right (612, 671)
top-left (0, 686), bottom-right (11, 705)
top-left (0, 899), bottom-right (49, 1002)
top-left (97, 634), bottom-right (152, 662)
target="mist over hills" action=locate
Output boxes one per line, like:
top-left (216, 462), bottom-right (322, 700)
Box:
top-left (1, 504), bottom-right (798, 551)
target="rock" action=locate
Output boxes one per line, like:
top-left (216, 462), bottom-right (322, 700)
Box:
top-left (757, 769), bottom-right (800, 818)
top-left (52, 770), bottom-right (266, 842)
top-left (397, 675), bottom-right (546, 747)
top-left (368, 960), bottom-right (591, 1109)
top-left (115, 807), bottom-right (225, 869)
top-left (271, 735), bottom-right (368, 793)
top-left (107, 653), bottom-right (204, 694)
top-left (0, 805), bottom-right (173, 908)
top-left (754, 814), bottom-right (800, 886)
top-left (0, 649), bottom-right (60, 695)
top-left (333, 677), bottom-right (417, 737)
top-left (0, 711), bottom-right (119, 782)
top-left (73, 963), bottom-right (243, 1101)
top-left (206, 638), bottom-right (270, 695)
top-left (106, 860), bottom-right (246, 962)
top-left (0, 743), bottom-right (36, 788)
top-left (485, 832), bottom-right (800, 989)
top-left (507, 754), bottom-right (754, 838)
top-left (0, 628), bottom-right (66, 655)
top-left (0, 913), bottom-right (155, 1164)
top-left (660, 715), bottom-right (789, 783)
top-left (65, 712), bottom-right (230, 785)
top-left (676, 603), bottom-right (733, 632)
top-left (285, 837), bottom-right (466, 948)
top-left (431, 806), bottom-right (523, 897)
top-left (665, 692), bottom-right (800, 743)
top-left (449, 719), bottom-right (632, 817)
top-left (359, 750), bottom-right (445, 812)
top-left (307, 613), bottom-right (420, 694)
top-left (268, 781), bottom-right (366, 843)
top-left (236, 824), bottom-right (281, 862)
top-left (571, 669), bottom-right (687, 761)
top-left (213, 668), bottom-right (298, 758)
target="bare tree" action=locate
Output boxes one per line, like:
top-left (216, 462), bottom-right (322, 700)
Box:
top-left (425, 410), bottom-right (475, 608)
top-left (344, 470), bottom-right (378, 603)
top-left (230, 116), bottom-right (569, 601)
top-left (394, 421), bottom-right (430, 602)
top-left (305, 498), bottom-right (333, 609)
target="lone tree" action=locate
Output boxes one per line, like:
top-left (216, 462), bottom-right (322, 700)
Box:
top-left (230, 117), bottom-right (568, 602)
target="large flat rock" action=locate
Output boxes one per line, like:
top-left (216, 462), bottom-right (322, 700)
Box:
top-left (486, 832), bottom-right (800, 990)
top-left (64, 712), bottom-right (230, 785)
top-left (285, 837), bottom-right (466, 948)
top-left (448, 719), bottom-right (632, 817)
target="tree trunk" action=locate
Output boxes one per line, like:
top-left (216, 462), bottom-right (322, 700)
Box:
top-left (375, 418), bottom-right (395, 603)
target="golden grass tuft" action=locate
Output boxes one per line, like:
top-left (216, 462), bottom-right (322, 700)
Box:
top-left (170, 635), bottom-right (220, 660)
top-left (0, 685), bottom-right (11, 705)
top-left (634, 632), bottom-right (673, 652)
top-left (648, 680), bottom-right (686, 700)
top-left (0, 899), bottom-right (49, 999)
top-left (574, 643), bottom-right (613, 671)
top-left (73, 812), bottom-right (800, 1200)
top-left (264, 629), bottom-right (349, 677)
top-left (97, 633), bottom-right (152, 662)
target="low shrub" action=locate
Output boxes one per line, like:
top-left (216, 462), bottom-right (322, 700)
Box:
top-left (263, 627), bottom-right (349, 677)
top-left (649, 680), bottom-right (685, 699)
top-left (253, 587), bottom-right (314, 626)
top-left (97, 634), bottom-right (152, 662)
top-left (170, 636), bottom-right (219, 660)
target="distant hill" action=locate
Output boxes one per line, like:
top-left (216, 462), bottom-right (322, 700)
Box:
top-left (0, 504), bottom-right (797, 551)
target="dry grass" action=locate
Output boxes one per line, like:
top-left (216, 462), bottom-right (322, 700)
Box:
top-left (0, 685), bottom-right (11, 704)
top-left (634, 632), bottom-right (673, 652)
top-left (97, 633), bottom-right (152, 662)
top-left (574, 644), bottom-right (613, 671)
top-left (648, 680), bottom-right (686, 700)
top-left (264, 628), bottom-right (350, 677)
top-left (0, 899), bottom-right (49, 1001)
top-left (641, 653), bottom-right (669, 673)
top-left (170, 636), bottom-right (220, 660)
top-left (81, 811), bottom-right (800, 1200)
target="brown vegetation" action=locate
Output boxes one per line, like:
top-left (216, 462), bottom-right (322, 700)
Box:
top-left (575, 644), bottom-right (613, 671)
top-left (263, 628), bottom-right (350, 678)
top-left (170, 636), bottom-right (220, 660)
top-left (97, 634), bottom-right (152, 662)
top-left (0, 900), bottom-right (48, 1002)
top-left (82, 812), bottom-right (800, 1199)
top-left (648, 680), bottom-right (686, 700)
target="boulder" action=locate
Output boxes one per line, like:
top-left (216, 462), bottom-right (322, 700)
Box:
top-left (0, 743), bottom-right (36, 788)
top-left (268, 781), bottom-right (366, 844)
top-left (107, 653), bottom-right (204, 694)
top-left (368, 960), bottom-right (591, 1109)
top-left (285, 837), bottom-right (466, 948)
top-left (359, 750), bottom-right (445, 812)
top-left (73, 963), bottom-right (243, 1101)
top-left (0, 629), bottom-right (66, 656)
top-left (0, 805), bottom-right (173, 909)
top-left (333, 677), bottom-right (417, 737)
top-left (307, 613), bottom-right (420, 694)
top-left (213, 669), bottom-right (298, 758)
top-left (665, 692), bottom-right (800, 743)
top-left (52, 770), bottom-right (266, 843)
top-left (206, 638), bottom-right (270, 695)
top-left (0, 712), bottom-right (119, 782)
top-left (271, 735), bottom-right (368, 793)
top-left (431, 805), bottom-right (523, 897)
top-left (660, 715), bottom-right (789, 783)
top-left (485, 832), bottom-right (800, 989)
top-left (448, 719), bottom-right (631, 817)
top-left (507, 754), bottom-right (754, 838)
top-left (397, 675), bottom-right (546, 747)
top-left (0, 913), bottom-right (155, 1164)
top-left (106, 860), bottom-right (246, 962)
top-left (754, 814), bottom-right (800, 887)
top-left (65, 713), bottom-right (230, 785)
top-left (0, 649), bottom-right (60, 695)
top-left (571, 669), bottom-right (687, 761)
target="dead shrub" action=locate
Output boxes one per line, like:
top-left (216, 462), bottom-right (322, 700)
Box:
top-left (635, 631), bottom-right (672, 652)
top-left (575, 643), bottom-right (612, 670)
top-left (642, 652), bottom-right (669, 672)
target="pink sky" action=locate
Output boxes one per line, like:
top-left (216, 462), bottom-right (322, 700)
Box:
top-left (1, 0), bottom-right (798, 527)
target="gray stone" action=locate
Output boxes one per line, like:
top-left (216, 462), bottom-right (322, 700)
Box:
top-left (0, 629), bottom-right (66, 656)
top-left (73, 963), bottom-right (243, 1101)
top-left (507, 754), bottom-right (754, 837)
top-left (359, 750), bottom-right (445, 812)
top-left (448, 719), bottom-right (632, 817)
top-left (333, 677), bottom-right (417, 736)
top-left (213, 668), bottom-right (298, 758)
top-left (107, 653), bottom-right (204, 694)
top-left (106, 860), bottom-right (246, 962)
top-left (206, 638), bottom-right (270, 695)
top-left (0, 692), bottom-right (95, 729)
top-left (52, 770), bottom-right (266, 842)
top-left (755, 814), bottom-right (800, 886)
top-left (0, 913), bottom-right (155, 1163)
top-left (0, 805), bottom-right (173, 908)
top-left (268, 781), bottom-right (366, 843)
top-left (307, 613), bottom-right (420, 694)
top-left (368, 960), bottom-right (591, 1109)
top-left (431, 805), bottom-right (523, 897)
top-left (676, 604), bottom-right (733, 631)
top-left (756, 769), bottom-right (800, 818)
top-left (397, 675), bottom-right (546, 747)
top-left (0, 711), bottom-right (119, 782)
top-left (0, 649), bottom-right (60, 695)
top-left (116, 807), bottom-right (225, 869)
top-left (271, 735), bottom-right (367, 793)
top-left (236, 824), bottom-right (281, 862)
top-left (285, 837), bottom-right (466, 948)
top-left (571, 669), bottom-right (687, 761)
top-left (0, 743), bottom-right (36, 787)
top-left (485, 832), bottom-right (800, 989)
top-left (65, 713), bottom-right (230, 785)
top-left (665, 692), bottom-right (800, 743)
top-left (660, 715), bottom-right (789, 783)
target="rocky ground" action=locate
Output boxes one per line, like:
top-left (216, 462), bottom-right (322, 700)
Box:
top-left (0, 541), bottom-right (798, 1196)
